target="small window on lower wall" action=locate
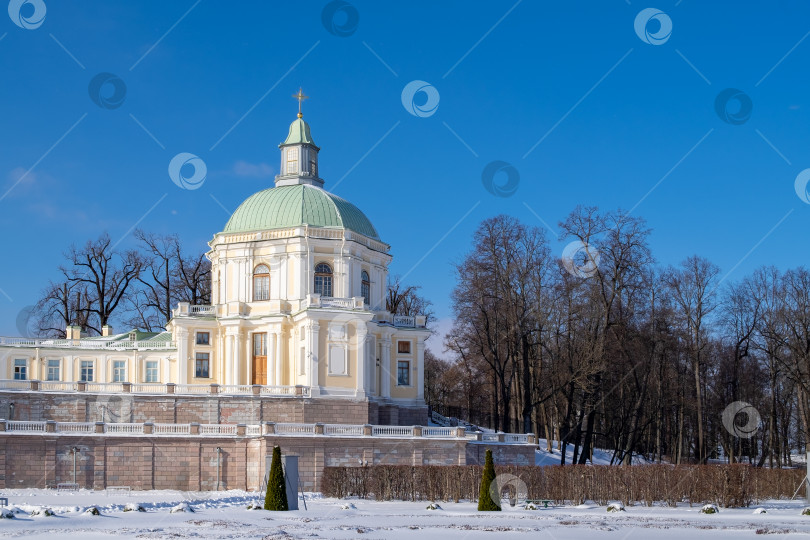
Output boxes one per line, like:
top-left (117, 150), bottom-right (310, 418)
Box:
top-left (13, 359), bottom-right (26, 380)
top-left (397, 360), bottom-right (410, 386)
top-left (145, 360), bottom-right (159, 383)
top-left (195, 353), bottom-right (210, 378)
top-left (397, 340), bottom-right (411, 354)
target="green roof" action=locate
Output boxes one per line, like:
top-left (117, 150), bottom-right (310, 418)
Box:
top-left (281, 118), bottom-right (317, 147)
top-left (223, 184), bottom-right (380, 240)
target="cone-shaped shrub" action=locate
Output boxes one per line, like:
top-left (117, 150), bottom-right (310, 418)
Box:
top-left (478, 449), bottom-right (500, 511)
top-left (264, 446), bottom-right (289, 511)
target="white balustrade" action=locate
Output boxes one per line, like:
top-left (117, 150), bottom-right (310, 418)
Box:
top-left (0, 337), bottom-right (174, 349)
top-left (131, 383), bottom-right (164, 393)
top-left (189, 305), bottom-right (216, 316)
top-left (0, 380), bottom-right (32, 390)
top-left (57, 422), bottom-right (94, 433)
top-left (422, 427), bottom-right (455, 438)
top-left (371, 425), bottom-right (413, 437)
top-left (201, 424), bottom-right (237, 436)
top-left (40, 381), bottom-right (78, 392)
top-left (153, 424), bottom-right (191, 435)
top-left (86, 382), bottom-right (124, 393)
top-left (319, 297), bottom-right (355, 309)
top-left (259, 386), bottom-right (302, 397)
top-left (173, 384), bottom-right (211, 394)
top-left (324, 424), bottom-right (364, 436)
top-left (7, 421), bottom-right (46, 432)
top-left (275, 423), bottom-right (316, 435)
top-left (218, 385), bottom-right (252, 395)
top-left (0, 419), bottom-right (533, 443)
top-left (393, 315), bottom-right (416, 327)
top-left (105, 423), bottom-right (143, 434)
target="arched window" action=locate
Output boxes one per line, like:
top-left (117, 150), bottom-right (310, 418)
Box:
top-left (253, 264), bottom-right (270, 301)
top-left (361, 270), bottom-right (370, 305)
top-left (314, 263), bottom-right (332, 297)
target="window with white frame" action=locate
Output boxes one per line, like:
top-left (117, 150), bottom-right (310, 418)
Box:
top-left (286, 147), bottom-right (298, 174)
top-left (46, 359), bottom-right (60, 381)
top-left (112, 360), bottom-right (126, 382)
top-left (196, 331), bottom-right (210, 345)
top-left (145, 360), bottom-right (159, 383)
top-left (397, 360), bottom-right (410, 386)
top-left (195, 353), bottom-right (210, 378)
top-left (253, 264), bottom-right (270, 301)
top-left (80, 360), bottom-right (94, 382)
top-left (314, 263), bottom-right (333, 297)
top-left (13, 359), bottom-right (26, 380)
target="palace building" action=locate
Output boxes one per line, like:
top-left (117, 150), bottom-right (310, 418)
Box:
top-left (0, 94), bottom-right (431, 425)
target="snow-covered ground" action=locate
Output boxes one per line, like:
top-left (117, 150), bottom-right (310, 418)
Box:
top-left (2, 488), bottom-right (810, 538)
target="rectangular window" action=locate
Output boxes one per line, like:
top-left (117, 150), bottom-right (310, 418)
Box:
top-left (397, 340), bottom-right (411, 354)
top-left (13, 359), bottom-right (26, 380)
top-left (397, 360), bottom-right (410, 386)
top-left (145, 360), bottom-right (159, 383)
top-left (253, 333), bottom-right (267, 356)
top-left (286, 147), bottom-right (298, 174)
top-left (80, 360), bottom-right (94, 382)
top-left (196, 332), bottom-right (210, 345)
top-left (195, 352), bottom-right (210, 378)
top-left (314, 275), bottom-right (332, 297)
top-left (253, 275), bottom-right (269, 300)
top-left (112, 360), bottom-right (126, 382)
top-left (47, 359), bottom-right (60, 381)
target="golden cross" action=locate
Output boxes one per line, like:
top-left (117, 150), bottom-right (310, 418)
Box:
top-left (293, 87), bottom-right (309, 118)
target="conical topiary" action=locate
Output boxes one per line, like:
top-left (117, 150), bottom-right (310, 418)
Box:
top-left (264, 445), bottom-right (289, 511)
top-left (478, 449), bottom-right (500, 511)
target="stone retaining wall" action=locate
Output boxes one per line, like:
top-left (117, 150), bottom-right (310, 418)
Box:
top-left (0, 433), bottom-right (535, 492)
top-left (0, 391), bottom-right (427, 427)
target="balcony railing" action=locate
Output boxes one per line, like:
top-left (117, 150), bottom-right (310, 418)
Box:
top-left (0, 379), bottom-right (309, 398)
top-left (0, 420), bottom-right (538, 444)
top-left (0, 336), bottom-right (175, 350)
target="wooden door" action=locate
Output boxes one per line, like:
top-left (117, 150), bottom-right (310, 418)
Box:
top-left (252, 333), bottom-right (267, 385)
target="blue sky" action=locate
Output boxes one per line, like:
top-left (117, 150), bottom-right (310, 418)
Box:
top-left (1, 0), bottom-right (810, 340)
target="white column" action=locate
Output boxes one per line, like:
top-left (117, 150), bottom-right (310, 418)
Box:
top-left (355, 322), bottom-right (367, 398)
top-left (380, 337), bottom-right (391, 399)
top-left (99, 354), bottom-right (107, 383)
top-left (416, 340), bottom-right (425, 401)
top-left (266, 331), bottom-right (275, 386)
top-left (66, 355), bottom-right (74, 381)
top-left (234, 330), bottom-right (242, 385)
top-left (224, 332), bottom-right (233, 385)
top-left (308, 321), bottom-right (320, 395)
top-left (0, 350), bottom-right (8, 379)
top-left (275, 330), bottom-right (283, 385)
top-left (222, 257), bottom-right (229, 304)
top-left (176, 328), bottom-right (188, 384)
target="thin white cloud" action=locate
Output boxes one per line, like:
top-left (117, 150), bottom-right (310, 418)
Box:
top-left (232, 160), bottom-right (274, 178)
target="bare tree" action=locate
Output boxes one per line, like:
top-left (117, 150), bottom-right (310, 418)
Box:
top-left (662, 256), bottom-right (719, 463)
top-left (61, 233), bottom-right (143, 335)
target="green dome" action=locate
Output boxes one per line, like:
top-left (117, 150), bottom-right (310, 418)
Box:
top-left (223, 184), bottom-right (380, 240)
